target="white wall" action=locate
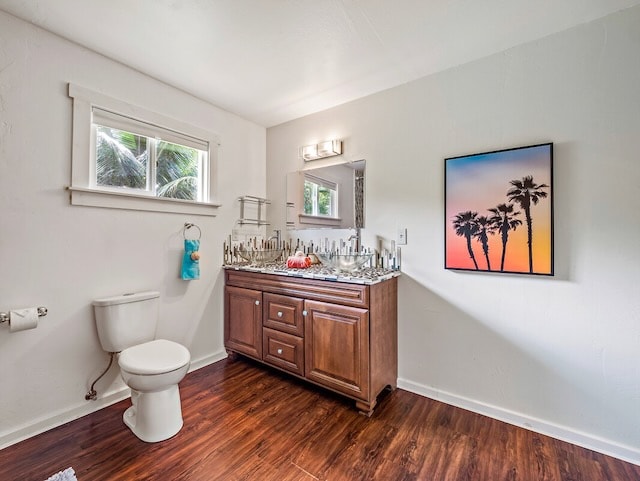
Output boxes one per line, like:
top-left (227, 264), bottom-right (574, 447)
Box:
top-left (0, 11), bottom-right (265, 447)
top-left (267, 7), bottom-right (640, 463)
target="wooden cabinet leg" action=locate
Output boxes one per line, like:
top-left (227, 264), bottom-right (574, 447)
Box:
top-left (356, 399), bottom-right (376, 417)
top-left (226, 350), bottom-right (238, 361)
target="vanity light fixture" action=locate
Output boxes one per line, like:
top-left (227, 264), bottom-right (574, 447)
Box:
top-left (300, 139), bottom-right (343, 161)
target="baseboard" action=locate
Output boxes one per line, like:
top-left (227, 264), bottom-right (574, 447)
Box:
top-left (188, 349), bottom-right (228, 372)
top-left (0, 388), bottom-right (131, 451)
top-left (397, 378), bottom-right (640, 466)
top-left (0, 349), bottom-right (228, 451)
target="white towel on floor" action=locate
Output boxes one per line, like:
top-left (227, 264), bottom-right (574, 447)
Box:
top-left (45, 467), bottom-right (77, 481)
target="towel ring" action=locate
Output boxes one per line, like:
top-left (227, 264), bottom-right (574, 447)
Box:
top-left (183, 223), bottom-right (201, 240)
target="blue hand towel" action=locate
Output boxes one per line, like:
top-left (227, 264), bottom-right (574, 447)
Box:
top-left (181, 239), bottom-right (200, 280)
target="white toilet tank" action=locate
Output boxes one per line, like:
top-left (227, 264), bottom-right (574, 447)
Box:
top-left (93, 291), bottom-right (160, 352)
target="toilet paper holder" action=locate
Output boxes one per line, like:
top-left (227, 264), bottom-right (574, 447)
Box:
top-left (0, 307), bottom-right (48, 325)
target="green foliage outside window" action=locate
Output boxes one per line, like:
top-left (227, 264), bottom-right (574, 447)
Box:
top-left (304, 178), bottom-right (335, 217)
top-left (95, 126), bottom-right (201, 200)
top-left (96, 127), bottom-right (147, 189)
top-left (317, 187), bottom-right (332, 215)
top-left (156, 140), bottom-right (199, 200)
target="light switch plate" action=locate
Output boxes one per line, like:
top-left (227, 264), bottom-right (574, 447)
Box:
top-left (397, 227), bottom-right (407, 245)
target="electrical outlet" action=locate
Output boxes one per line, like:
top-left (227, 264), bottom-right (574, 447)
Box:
top-left (397, 227), bottom-right (407, 245)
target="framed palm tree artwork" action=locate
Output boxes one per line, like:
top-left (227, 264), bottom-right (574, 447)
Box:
top-left (445, 143), bottom-right (553, 275)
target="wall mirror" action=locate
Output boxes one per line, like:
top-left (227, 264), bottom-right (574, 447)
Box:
top-left (286, 160), bottom-right (365, 229)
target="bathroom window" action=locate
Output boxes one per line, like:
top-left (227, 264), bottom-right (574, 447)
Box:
top-left (93, 109), bottom-right (208, 202)
top-left (303, 174), bottom-right (338, 218)
top-left (68, 84), bottom-right (220, 216)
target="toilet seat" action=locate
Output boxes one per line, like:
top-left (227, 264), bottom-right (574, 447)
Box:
top-left (119, 339), bottom-right (190, 375)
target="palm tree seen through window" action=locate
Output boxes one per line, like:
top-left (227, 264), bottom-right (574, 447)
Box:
top-left (95, 125), bottom-right (205, 201)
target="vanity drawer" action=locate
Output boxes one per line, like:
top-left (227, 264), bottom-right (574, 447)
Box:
top-left (263, 327), bottom-right (304, 376)
top-left (263, 293), bottom-right (304, 336)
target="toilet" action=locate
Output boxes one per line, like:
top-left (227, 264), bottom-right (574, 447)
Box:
top-left (92, 291), bottom-right (191, 443)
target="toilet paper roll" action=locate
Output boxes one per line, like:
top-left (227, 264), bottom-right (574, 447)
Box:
top-left (10, 307), bottom-right (38, 333)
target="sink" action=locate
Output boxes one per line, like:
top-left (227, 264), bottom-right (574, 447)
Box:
top-left (237, 249), bottom-right (283, 265)
top-left (316, 252), bottom-right (373, 273)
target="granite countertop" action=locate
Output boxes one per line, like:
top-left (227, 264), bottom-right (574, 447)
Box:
top-left (223, 262), bottom-right (400, 285)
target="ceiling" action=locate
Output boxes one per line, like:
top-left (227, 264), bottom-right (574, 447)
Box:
top-left (1, 1), bottom-right (638, 127)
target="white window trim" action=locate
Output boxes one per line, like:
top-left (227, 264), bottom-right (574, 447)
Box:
top-left (298, 213), bottom-right (343, 226)
top-left (68, 83), bottom-right (221, 216)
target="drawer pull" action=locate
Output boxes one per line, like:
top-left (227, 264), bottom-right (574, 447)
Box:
top-left (277, 311), bottom-right (283, 318)
top-left (302, 310), bottom-right (307, 316)
top-left (255, 300), bottom-right (260, 306)
top-left (277, 348), bottom-right (283, 355)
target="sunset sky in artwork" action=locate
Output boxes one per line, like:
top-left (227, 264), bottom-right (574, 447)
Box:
top-left (445, 144), bottom-right (553, 274)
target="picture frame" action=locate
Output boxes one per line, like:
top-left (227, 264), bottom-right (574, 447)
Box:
top-left (444, 143), bottom-right (553, 276)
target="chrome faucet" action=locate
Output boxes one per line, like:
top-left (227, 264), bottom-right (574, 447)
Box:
top-left (267, 229), bottom-right (281, 248)
top-left (347, 228), bottom-right (361, 252)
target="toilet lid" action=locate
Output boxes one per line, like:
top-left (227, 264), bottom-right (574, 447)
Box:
top-left (119, 339), bottom-right (190, 375)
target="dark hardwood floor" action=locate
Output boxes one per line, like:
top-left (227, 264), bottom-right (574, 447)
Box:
top-left (1, 358), bottom-right (638, 481)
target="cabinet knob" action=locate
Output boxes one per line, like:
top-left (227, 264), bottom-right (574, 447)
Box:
top-left (255, 300), bottom-right (260, 306)
top-left (302, 310), bottom-right (307, 316)
top-left (277, 348), bottom-right (283, 355)
top-left (277, 311), bottom-right (283, 318)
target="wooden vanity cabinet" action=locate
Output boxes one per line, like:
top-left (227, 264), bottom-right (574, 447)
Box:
top-left (224, 269), bottom-right (398, 415)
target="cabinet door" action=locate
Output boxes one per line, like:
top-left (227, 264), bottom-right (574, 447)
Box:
top-left (224, 286), bottom-right (262, 360)
top-left (304, 300), bottom-right (369, 400)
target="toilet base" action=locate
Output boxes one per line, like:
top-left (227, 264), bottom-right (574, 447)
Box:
top-left (123, 385), bottom-right (184, 443)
